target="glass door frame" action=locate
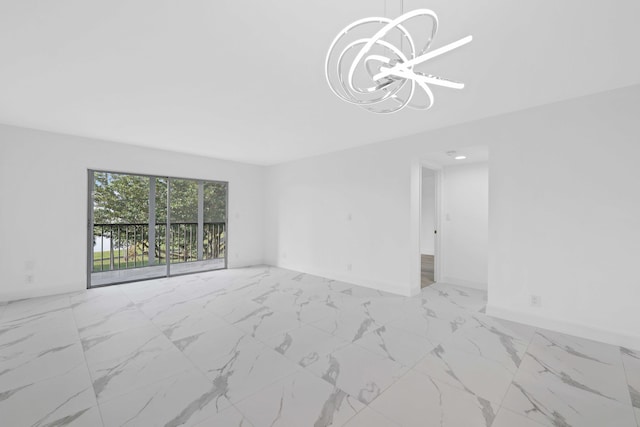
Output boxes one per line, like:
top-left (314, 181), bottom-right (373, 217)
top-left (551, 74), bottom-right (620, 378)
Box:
top-left (86, 169), bottom-right (229, 289)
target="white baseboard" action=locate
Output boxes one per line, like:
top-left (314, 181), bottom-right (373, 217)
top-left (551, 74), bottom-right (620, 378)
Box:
top-left (486, 304), bottom-right (640, 351)
top-left (0, 262), bottom-right (268, 303)
top-left (0, 283), bottom-right (84, 303)
top-left (228, 258), bottom-right (265, 269)
top-left (271, 262), bottom-right (412, 297)
top-left (440, 276), bottom-right (487, 291)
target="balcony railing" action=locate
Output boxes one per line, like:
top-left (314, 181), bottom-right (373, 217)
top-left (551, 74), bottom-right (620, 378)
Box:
top-left (93, 222), bottom-right (225, 272)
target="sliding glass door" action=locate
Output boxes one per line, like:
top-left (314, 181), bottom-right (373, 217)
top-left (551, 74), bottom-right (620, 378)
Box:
top-left (88, 171), bottom-right (227, 287)
top-left (167, 179), bottom-right (226, 275)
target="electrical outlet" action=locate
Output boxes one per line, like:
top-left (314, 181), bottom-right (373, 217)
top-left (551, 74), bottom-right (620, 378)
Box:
top-left (25, 261), bottom-right (35, 285)
top-left (282, 252), bottom-right (287, 259)
top-left (347, 263), bottom-right (352, 271)
top-left (530, 295), bottom-right (541, 307)
top-left (347, 213), bottom-right (352, 221)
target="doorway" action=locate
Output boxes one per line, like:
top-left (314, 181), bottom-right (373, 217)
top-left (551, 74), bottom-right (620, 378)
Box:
top-left (412, 147), bottom-right (490, 295)
top-left (420, 167), bottom-right (438, 288)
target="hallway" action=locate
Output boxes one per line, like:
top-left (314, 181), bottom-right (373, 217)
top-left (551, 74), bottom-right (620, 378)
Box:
top-left (421, 254), bottom-right (435, 288)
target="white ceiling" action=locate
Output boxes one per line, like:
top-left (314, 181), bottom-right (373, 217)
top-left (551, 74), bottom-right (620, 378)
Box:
top-left (1, 0), bottom-right (639, 165)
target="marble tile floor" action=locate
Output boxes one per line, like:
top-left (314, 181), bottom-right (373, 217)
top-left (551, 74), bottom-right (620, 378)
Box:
top-left (0, 265), bottom-right (638, 427)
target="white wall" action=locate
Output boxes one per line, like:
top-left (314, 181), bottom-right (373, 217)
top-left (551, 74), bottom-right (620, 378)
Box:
top-left (440, 163), bottom-right (488, 290)
top-left (487, 89), bottom-right (640, 349)
top-left (420, 170), bottom-right (435, 255)
top-left (0, 125), bottom-right (265, 301)
top-left (264, 144), bottom-right (411, 295)
top-left (265, 84), bottom-right (640, 349)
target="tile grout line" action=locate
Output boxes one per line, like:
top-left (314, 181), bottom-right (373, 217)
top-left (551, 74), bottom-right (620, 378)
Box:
top-left (224, 288), bottom-right (418, 422)
top-left (357, 298), bottom-right (523, 427)
top-left (154, 298), bottom-right (303, 424)
top-left (126, 284), bottom-right (229, 403)
top-left (69, 292), bottom-right (107, 427)
top-left (87, 281), bottom-right (243, 423)
top-left (618, 346), bottom-right (640, 427)
top-left (332, 296), bottom-right (487, 421)
top-left (82, 286), bottom-right (198, 412)
top-left (489, 325), bottom-right (540, 427)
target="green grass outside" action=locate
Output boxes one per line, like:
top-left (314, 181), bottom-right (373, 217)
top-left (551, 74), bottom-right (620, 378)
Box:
top-left (92, 249), bottom-right (152, 271)
top-left (92, 248), bottom-right (224, 271)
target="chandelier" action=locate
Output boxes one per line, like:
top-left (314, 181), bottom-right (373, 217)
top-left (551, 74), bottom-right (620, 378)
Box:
top-left (325, 8), bottom-right (472, 114)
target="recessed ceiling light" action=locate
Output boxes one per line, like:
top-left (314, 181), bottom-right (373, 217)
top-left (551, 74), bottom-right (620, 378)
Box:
top-left (454, 155), bottom-right (467, 160)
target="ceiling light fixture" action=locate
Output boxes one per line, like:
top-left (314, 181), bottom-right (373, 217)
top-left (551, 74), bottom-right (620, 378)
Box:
top-left (447, 150), bottom-right (467, 160)
top-left (325, 8), bottom-right (472, 114)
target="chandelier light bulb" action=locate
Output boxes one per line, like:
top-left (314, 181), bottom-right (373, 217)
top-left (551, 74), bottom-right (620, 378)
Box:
top-left (325, 9), bottom-right (472, 114)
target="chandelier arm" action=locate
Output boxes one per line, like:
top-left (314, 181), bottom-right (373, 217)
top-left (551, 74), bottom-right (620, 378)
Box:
top-left (337, 39), bottom-right (386, 99)
top-left (408, 79), bottom-right (435, 110)
top-left (379, 79), bottom-right (417, 114)
top-left (346, 18), bottom-right (417, 94)
top-left (363, 95), bottom-right (409, 114)
top-left (373, 35), bottom-right (473, 81)
top-left (324, 17), bottom-right (393, 102)
top-left (415, 9), bottom-right (439, 56)
top-left (334, 39), bottom-right (407, 105)
top-left (346, 38), bottom-right (412, 96)
top-left (381, 67), bottom-right (465, 89)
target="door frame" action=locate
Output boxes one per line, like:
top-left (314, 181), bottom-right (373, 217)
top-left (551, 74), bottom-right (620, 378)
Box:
top-left (410, 160), bottom-right (444, 295)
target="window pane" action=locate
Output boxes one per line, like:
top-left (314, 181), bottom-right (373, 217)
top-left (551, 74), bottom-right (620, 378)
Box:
top-left (91, 172), bottom-right (166, 286)
top-left (155, 177), bottom-right (167, 224)
top-left (169, 179), bottom-right (199, 263)
top-left (203, 182), bottom-right (227, 260)
top-left (204, 182), bottom-right (227, 223)
top-left (94, 172), bottom-right (149, 224)
top-left (170, 179), bottom-right (198, 223)
top-left (154, 177), bottom-right (167, 265)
